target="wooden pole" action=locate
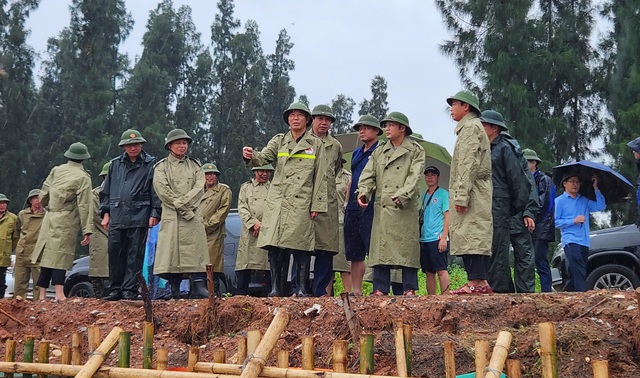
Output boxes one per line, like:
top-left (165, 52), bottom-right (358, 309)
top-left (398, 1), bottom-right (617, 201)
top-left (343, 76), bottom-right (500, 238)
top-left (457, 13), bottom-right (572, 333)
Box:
top-left (276, 350), bottom-right (289, 368)
top-left (37, 341), bottom-right (49, 378)
top-left (538, 322), bottom-right (558, 378)
top-left (187, 347), bottom-right (200, 372)
top-left (87, 326), bottom-right (99, 353)
top-left (506, 359), bottom-right (521, 378)
top-left (71, 333), bottom-right (81, 366)
top-left (475, 339), bottom-right (489, 378)
top-left (394, 321), bottom-right (407, 377)
top-left (23, 336), bottom-right (34, 378)
top-left (237, 336), bottom-right (247, 364)
top-left (247, 330), bottom-right (262, 355)
top-left (117, 332), bottom-right (130, 368)
top-left (61, 347), bottom-right (72, 366)
top-left (73, 326), bottom-right (122, 378)
top-left (359, 333), bottom-right (374, 375)
top-left (301, 336), bottom-right (314, 371)
top-left (444, 341), bottom-right (456, 378)
top-left (403, 324), bottom-right (412, 377)
top-left (142, 321), bottom-right (154, 369)
top-left (484, 331), bottom-right (512, 378)
top-left (213, 348), bottom-right (226, 363)
top-left (156, 348), bottom-right (168, 371)
top-left (5, 339), bottom-right (16, 378)
top-left (333, 340), bottom-right (348, 373)
top-left (592, 360), bottom-right (609, 378)
top-left (196, 361), bottom-right (405, 378)
top-left (239, 308), bottom-right (290, 378)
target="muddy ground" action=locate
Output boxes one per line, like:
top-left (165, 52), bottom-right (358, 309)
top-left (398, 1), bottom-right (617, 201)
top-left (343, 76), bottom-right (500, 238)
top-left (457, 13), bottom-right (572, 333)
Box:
top-left (0, 291), bottom-right (639, 377)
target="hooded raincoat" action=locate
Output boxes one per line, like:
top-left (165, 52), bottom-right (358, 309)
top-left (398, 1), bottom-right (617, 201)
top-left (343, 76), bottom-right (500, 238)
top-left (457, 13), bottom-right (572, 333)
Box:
top-left (89, 186), bottom-right (109, 278)
top-left (31, 162), bottom-right (94, 270)
top-left (200, 182), bottom-right (231, 272)
top-left (357, 138), bottom-right (426, 268)
top-left (236, 178), bottom-right (270, 271)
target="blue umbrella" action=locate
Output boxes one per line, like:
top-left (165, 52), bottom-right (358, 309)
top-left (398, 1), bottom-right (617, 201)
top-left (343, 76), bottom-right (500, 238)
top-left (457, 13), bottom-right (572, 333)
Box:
top-left (552, 160), bottom-right (634, 204)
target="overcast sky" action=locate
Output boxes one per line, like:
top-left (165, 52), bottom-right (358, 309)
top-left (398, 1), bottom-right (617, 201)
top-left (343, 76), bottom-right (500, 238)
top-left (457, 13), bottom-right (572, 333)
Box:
top-left (26, 1), bottom-right (463, 153)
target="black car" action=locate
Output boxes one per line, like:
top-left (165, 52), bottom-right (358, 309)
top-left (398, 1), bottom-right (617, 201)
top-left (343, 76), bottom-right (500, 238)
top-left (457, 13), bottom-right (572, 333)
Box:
top-left (552, 224), bottom-right (640, 291)
top-left (65, 210), bottom-right (272, 298)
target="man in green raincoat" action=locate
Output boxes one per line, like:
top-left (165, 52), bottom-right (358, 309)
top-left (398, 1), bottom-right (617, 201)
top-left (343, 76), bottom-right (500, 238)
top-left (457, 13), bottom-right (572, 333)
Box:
top-left (89, 162), bottom-right (110, 298)
top-left (0, 193), bottom-right (19, 298)
top-left (14, 189), bottom-right (44, 300)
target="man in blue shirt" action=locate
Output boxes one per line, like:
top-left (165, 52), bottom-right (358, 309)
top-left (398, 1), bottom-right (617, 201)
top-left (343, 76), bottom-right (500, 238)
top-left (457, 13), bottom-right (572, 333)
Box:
top-left (419, 166), bottom-right (450, 295)
top-left (554, 173), bottom-right (606, 291)
top-left (344, 114), bottom-right (381, 296)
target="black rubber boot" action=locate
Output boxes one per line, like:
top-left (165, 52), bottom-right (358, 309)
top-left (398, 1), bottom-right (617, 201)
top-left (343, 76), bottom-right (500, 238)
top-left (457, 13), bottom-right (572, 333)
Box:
top-left (0, 285), bottom-right (6, 299)
top-left (163, 281), bottom-right (181, 300)
top-left (294, 254), bottom-right (312, 297)
top-left (267, 250), bottom-right (282, 297)
top-left (90, 277), bottom-right (103, 299)
top-left (189, 276), bottom-right (209, 299)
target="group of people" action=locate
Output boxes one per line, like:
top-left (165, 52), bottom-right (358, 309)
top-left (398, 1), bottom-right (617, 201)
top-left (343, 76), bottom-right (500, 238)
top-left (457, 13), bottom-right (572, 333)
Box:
top-left (0, 90), bottom-right (620, 301)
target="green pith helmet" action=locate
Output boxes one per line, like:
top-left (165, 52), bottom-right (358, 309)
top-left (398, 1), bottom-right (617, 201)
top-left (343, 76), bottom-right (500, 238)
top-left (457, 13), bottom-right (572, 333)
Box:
top-left (353, 114), bottom-right (383, 135)
top-left (282, 102), bottom-right (312, 127)
top-left (99, 161), bottom-right (111, 177)
top-left (252, 164), bottom-right (275, 171)
top-left (203, 163), bottom-right (220, 174)
top-left (381, 112), bottom-right (412, 136)
top-left (118, 129), bottom-right (147, 147)
top-left (479, 110), bottom-right (508, 131)
top-left (23, 189), bottom-right (40, 208)
top-left (164, 129), bottom-right (192, 150)
top-left (0, 193), bottom-right (9, 203)
top-left (523, 148), bottom-right (541, 162)
top-left (311, 104), bottom-right (336, 123)
top-left (446, 90), bottom-right (481, 114)
top-left (64, 142), bottom-right (91, 160)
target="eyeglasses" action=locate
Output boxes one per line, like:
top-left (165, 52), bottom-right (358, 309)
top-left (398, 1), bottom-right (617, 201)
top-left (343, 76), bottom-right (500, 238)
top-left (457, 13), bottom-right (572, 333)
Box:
top-left (565, 180), bottom-right (581, 185)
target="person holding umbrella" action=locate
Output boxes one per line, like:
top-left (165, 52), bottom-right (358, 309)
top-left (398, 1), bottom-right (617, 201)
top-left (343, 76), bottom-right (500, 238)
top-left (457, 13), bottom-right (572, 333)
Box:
top-left (554, 173), bottom-right (606, 291)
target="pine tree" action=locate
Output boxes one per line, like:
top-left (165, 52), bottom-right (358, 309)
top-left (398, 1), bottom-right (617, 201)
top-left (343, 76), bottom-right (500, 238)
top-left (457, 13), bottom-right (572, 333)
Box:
top-left (358, 75), bottom-right (388, 120)
top-left (331, 94), bottom-right (355, 134)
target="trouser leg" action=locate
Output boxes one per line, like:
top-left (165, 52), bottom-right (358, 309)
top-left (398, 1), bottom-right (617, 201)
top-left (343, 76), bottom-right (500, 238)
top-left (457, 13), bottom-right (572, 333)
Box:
top-left (236, 270), bottom-right (250, 295)
top-left (372, 265), bottom-right (391, 294)
top-left (108, 228), bottom-right (126, 294)
top-left (313, 250), bottom-right (334, 296)
top-left (402, 267), bottom-right (418, 292)
top-left (488, 227), bottom-right (515, 293)
top-left (13, 263), bottom-right (30, 298)
top-left (121, 227), bottom-right (148, 295)
top-left (31, 266), bottom-right (41, 301)
top-left (533, 239), bottom-right (552, 292)
top-left (0, 267), bottom-right (6, 298)
top-left (565, 243), bottom-right (588, 292)
top-left (511, 230), bottom-right (536, 293)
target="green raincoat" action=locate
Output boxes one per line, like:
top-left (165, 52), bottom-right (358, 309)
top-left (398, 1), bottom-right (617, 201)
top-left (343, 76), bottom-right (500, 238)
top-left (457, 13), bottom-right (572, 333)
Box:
top-left (0, 211), bottom-right (18, 267)
top-left (236, 178), bottom-right (270, 271)
top-left (89, 186), bottom-right (109, 278)
top-left (200, 183), bottom-right (231, 273)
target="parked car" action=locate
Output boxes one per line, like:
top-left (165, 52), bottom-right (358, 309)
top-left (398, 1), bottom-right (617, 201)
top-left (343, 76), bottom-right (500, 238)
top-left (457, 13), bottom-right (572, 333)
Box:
top-left (552, 224), bottom-right (640, 291)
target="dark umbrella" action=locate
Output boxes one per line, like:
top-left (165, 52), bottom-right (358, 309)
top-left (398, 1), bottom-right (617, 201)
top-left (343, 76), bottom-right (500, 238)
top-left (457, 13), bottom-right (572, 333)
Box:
top-left (552, 160), bottom-right (634, 204)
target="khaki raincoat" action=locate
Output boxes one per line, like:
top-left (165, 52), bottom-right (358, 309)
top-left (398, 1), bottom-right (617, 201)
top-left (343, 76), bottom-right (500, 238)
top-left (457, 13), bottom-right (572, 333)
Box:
top-left (248, 131), bottom-right (328, 252)
top-left (153, 154), bottom-right (208, 275)
top-left (311, 131), bottom-right (342, 253)
top-left (200, 183), bottom-right (232, 272)
top-left (236, 178), bottom-right (270, 271)
top-left (333, 169), bottom-right (352, 272)
top-left (31, 161), bottom-right (94, 270)
top-left (89, 186), bottom-right (109, 278)
top-left (15, 208), bottom-right (44, 268)
top-left (449, 113), bottom-right (493, 256)
top-left (357, 138), bottom-right (426, 268)
top-left (0, 211), bottom-right (18, 267)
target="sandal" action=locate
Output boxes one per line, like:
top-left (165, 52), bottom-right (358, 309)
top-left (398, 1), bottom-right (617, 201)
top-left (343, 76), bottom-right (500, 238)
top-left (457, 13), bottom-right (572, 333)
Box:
top-left (451, 284), bottom-right (494, 295)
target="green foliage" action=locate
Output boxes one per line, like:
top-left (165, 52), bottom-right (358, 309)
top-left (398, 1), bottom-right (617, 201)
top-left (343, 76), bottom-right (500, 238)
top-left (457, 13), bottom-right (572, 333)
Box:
top-left (358, 75), bottom-right (389, 120)
top-left (331, 94), bottom-right (356, 134)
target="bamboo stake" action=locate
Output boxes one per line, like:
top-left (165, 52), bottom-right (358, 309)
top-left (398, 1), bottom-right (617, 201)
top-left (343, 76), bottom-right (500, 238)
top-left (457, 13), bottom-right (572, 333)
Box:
top-left (444, 341), bottom-right (456, 378)
top-left (475, 339), bottom-right (489, 378)
top-left (333, 340), bottom-right (348, 373)
top-left (61, 347), bottom-right (71, 366)
top-left (213, 348), bottom-right (226, 363)
top-left (5, 339), bottom-right (16, 378)
top-left (195, 361), bottom-right (405, 378)
top-left (71, 333), bottom-right (81, 366)
top-left (301, 336), bottom-right (314, 371)
top-left (156, 348), bottom-right (168, 371)
top-left (484, 331), bottom-right (512, 378)
top-left (23, 336), bottom-right (34, 378)
top-left (403, 324), bottom-right (412, 377)
top-left (247, 330), bottom-right (262, 355)
top-left (394, 321), bottom-right (407, 377)
top-left (187, 347), bottom-right (200, 372)
top-left (37, 341), bottom-right (49, 378)
top-left (87, 326), bottom-right (99, 353)
top-left (506, 359), bottom-right (521, 378)
top-left (73, 326), bottom-right (122, 378)
top-left (538, 322), bottom-right (558, 378)
top-left (239, 308), bottom-right (290, 378)
top-left (592, 360), bottom-right (609, 378)
top-left (359, 333), bottom-right (374, 375)
top-left (142, 321), bottom-right (154, 369)
top-left (237, 336), bottom-right (247, 364)
top-left (117, 332), bottom-right (130, 368)
top-left (276, 350), bottom-right (289, 368)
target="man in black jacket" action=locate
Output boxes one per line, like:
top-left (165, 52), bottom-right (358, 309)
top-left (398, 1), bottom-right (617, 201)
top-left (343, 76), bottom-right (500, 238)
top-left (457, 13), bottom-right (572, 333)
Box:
top-left (100, 129), bottom-right (161, 300)
top-left (481, 110), bottom-right (532, 293)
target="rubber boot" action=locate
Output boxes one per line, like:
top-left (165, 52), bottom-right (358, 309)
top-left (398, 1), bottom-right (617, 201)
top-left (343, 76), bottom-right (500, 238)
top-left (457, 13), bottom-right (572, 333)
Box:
top-left (0, 285), bottom-right (6, 299)
top-left (267, 253), bottom-right (281, 297)
top-left (189, 275), bottom-right (209, 299)
top-left (90, 277), bottom-right (103, 299)
top-left (163, 281), bottom-right (181, 300)
top-left (294, 254), bottom-right (312, 297)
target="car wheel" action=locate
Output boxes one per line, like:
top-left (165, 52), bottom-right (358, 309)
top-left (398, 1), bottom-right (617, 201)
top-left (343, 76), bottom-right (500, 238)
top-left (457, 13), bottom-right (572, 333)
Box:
top-left (587, 264), bottom-right (640, 291)
top-left (68, 281), bottom-right (95, 298)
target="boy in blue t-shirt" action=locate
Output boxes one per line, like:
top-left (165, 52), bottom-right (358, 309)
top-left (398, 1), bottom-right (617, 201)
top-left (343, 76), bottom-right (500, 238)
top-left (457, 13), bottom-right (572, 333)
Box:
top-left (419, 166), bottom-right (450, 294)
